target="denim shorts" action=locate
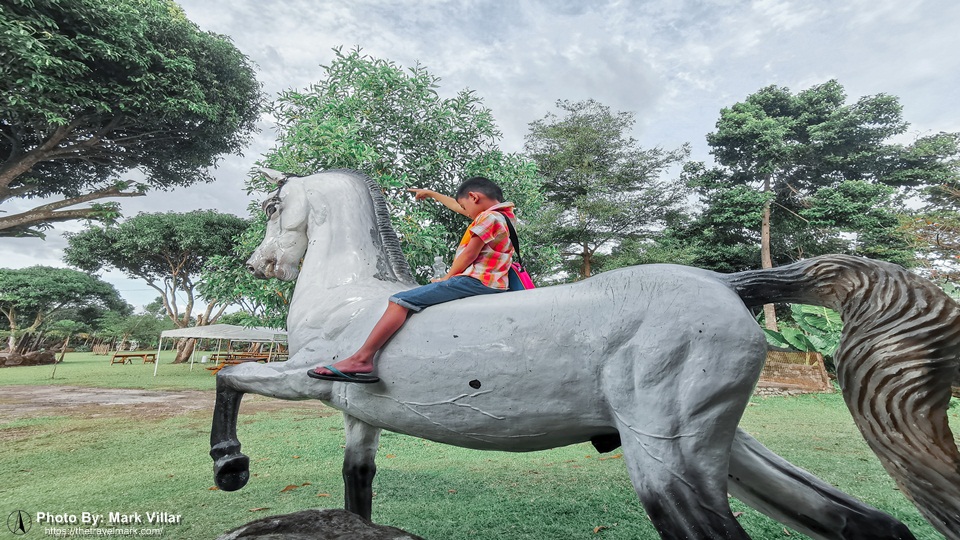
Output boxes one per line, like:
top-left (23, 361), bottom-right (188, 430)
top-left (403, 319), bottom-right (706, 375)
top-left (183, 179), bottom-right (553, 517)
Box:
top-left (389, 276), bottom-right (505, 312)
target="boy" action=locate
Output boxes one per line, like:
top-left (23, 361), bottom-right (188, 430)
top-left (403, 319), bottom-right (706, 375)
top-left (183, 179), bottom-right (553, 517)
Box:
top-left (308, 176), bottom-right (516, 383)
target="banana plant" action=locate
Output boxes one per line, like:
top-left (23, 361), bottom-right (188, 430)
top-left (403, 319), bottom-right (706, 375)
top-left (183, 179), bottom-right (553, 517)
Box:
top-left (763, 304), bottom-right (842, 360)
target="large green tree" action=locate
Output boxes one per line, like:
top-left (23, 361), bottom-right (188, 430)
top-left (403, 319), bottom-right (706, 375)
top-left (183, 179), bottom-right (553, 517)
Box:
top-left (0, 266), bottom-right (128, 351)
top-left (678, 80), bottom-right (960, 328)
top-left (199, 214), bottom-right (291, 329)
top-left (904, 210), bottom-right (960, 283)
top-left (63, 210), bottom-right (248, 362)
top-left (0, 0), bottom-right (262, 237)
top-left (524, 99), bottom-right (688, 279)
top-left (263, 47), bottom-right (550, 276)
top-left (900, 134), bottom-right (960, 284)
top-left (208, 48), bottom-right (554, 326)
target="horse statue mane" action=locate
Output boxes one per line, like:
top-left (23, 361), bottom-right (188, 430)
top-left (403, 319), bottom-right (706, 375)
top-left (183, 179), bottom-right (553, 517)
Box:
top-left (338, 168), bottom-right (416, 284)
top-left (213, 168), bottom-right (960, 540)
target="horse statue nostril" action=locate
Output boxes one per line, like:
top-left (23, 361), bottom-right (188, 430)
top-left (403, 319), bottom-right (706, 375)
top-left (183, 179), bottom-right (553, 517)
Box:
top-left (245, 264), bottom-right (257, 275)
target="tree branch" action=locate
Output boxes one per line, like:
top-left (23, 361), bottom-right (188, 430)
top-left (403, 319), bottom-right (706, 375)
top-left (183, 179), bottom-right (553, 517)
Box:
top-left (209, 303), bottom-right (229, 324)
top-left (0, 209), bottom-right (105, 236)
top-left (0, 187), bottom-right (145, 235)
top-left (0, 183), bottom-right (40, 205)
top-left (772, 201), bottom-right (810, 223)
top-left (0, 117), bottom-right (86, 190)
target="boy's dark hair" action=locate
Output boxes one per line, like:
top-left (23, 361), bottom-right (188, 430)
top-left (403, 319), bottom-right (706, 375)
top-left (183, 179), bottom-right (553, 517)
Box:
top-left (455, 176), bottom-right (503, 202)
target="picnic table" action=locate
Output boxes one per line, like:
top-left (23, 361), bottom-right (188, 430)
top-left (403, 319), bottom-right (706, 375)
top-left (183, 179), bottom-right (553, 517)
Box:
top-left (110, 351), bottom-right (157, 365)
top-left (205, 351), bottom-right (286, 374)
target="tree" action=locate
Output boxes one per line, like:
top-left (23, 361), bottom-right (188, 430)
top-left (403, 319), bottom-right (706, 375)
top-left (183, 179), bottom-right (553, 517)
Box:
top-left (901, 134), bottom-right (960, 284)
top-left (45, 319), bottom-right (87, 365)
top-left (904, 210), bottom-right (960, 284)
top-left (262, 47), bottom-right (550, 276)
top-left (680, 80), bottom-right (959, 329)
top-left (199, 220), bottom-right (291, 329)
top-left (210, 48), bottom-right (554, 325)
top-left (524, 99), bottom-right (688, 279)
top-left (94, 311), bottom-right (174, 350)
top-left (0, 0), bottom-right (263, 237)
top-left (63, 210), bottom-right (248, 362)
top-left (0, 266), bottom-right (128, 351)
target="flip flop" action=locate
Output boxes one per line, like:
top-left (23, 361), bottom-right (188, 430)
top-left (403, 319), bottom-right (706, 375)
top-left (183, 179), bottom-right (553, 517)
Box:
top-left (307, 365), bottom-right (380, 384)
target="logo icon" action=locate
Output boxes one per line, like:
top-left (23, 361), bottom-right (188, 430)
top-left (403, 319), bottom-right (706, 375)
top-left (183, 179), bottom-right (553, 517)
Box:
top-left (7, 510), bottom-right (31, 535)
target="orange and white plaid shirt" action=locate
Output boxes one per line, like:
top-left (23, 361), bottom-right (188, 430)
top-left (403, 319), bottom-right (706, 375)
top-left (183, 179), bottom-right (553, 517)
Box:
top-left (455, 202), bottom-right (516, 290)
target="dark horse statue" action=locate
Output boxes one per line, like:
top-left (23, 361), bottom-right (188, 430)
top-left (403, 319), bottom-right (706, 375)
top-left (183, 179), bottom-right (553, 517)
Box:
top-left (210, 169), bottom-right (960, 539)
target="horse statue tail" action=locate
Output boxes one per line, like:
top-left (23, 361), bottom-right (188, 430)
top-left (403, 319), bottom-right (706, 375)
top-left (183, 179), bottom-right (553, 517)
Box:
top-left (721, 254), bottom-right (960, 540)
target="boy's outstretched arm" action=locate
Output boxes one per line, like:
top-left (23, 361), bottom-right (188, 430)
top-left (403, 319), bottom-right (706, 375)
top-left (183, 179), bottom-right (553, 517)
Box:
top-left (409, 188), bottom-right (470, 217)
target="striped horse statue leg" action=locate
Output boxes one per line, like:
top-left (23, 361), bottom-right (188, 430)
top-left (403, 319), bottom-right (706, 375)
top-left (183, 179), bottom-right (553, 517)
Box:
top-left (725, 255), bottom-right (960, 540)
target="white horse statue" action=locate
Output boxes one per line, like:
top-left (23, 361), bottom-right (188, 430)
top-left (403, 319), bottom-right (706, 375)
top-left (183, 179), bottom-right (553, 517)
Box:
top-left (210, 169), bottom-right (960, 540)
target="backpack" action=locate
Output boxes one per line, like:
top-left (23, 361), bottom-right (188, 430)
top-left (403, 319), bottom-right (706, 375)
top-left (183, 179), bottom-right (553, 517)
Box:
top-left (501, 214), bottom-right (536, 291)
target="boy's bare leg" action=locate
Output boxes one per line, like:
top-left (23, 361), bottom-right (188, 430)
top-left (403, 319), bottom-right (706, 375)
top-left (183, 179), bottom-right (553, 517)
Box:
top-left (312, 302), bottom-right (409, 375)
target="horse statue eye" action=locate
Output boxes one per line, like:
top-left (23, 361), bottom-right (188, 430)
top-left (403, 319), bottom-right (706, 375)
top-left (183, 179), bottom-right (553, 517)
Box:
top-left (264, 199), bottom-right (279, 217)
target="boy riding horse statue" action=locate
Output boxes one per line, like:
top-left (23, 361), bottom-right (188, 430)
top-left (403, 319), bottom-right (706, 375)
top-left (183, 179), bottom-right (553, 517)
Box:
top-left (210, 168), bottom-right (960, 540)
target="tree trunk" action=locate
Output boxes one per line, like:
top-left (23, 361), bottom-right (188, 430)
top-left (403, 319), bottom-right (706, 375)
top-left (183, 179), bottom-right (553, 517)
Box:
top-left (173, 337), bottom-right (196, 364)
top-left (4, 310), bottom-right (17, 352)
top-left (17, 332), bottom-right (43, 354)
top-left (581, 243), bottom-right (592, 279)
top-left (57, 335), bottom-right (71, 363)
top-left (761, 175), bottom-right (778, 331)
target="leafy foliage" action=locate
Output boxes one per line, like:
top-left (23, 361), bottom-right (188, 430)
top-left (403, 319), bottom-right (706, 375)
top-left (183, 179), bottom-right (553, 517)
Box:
top-left (900, 137), bottom-right (960, 286)
top-left (678, 80), bottom-right (956, 273)
top-left (524, 99), bottom-right (688, 279)
top-left (94, 311), bottom-right (174, 349)
top-left (0, 0), bottom-right (263, 237)
top-left (216, 48), bottom-right (553, 325)
top-left (261, 47), bottom-right (549, 275)
top-left (763, 304), bottom-right (843, 365)
top-left (0, 265), bottom-right (128, 350)
top-left (63, 210), bottom-right (248, 331)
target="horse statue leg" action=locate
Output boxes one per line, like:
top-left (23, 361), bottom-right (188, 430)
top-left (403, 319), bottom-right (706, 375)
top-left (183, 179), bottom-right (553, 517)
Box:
top-left (607, 340), bottom-right (760, 539)
top-left (724, 255), bottom-right (960, 539)
top-left (342, 414), bottom-right (381, 519)
top-left (728, 429), bottom-right (915, 540)
top-left (210, 374), bottom-right (250, 491)
top-left (210, 361), bottom-right (320, 492)
top-left (209, 362), bottom-right (383, 519)
top-left (614, 414), bottom-right (750, 539)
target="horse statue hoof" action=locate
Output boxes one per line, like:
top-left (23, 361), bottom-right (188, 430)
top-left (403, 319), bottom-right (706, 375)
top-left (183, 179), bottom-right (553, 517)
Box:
top-left (211, 440), bottom-right (250, 491)
top-left (214, 453), bottom-right (250, 491)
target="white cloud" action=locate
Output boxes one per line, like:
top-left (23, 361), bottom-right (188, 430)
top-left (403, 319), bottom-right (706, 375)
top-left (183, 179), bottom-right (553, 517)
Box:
top-left (3, 0), bottom-right (958, 306)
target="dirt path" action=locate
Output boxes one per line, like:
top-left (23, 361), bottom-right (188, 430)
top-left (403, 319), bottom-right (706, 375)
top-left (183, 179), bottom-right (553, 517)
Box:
top-left (0, 385), bottom-right (330, 422)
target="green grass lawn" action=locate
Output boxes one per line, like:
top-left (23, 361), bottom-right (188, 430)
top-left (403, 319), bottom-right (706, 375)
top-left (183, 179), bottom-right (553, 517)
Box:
top-left (1, 353), bottom-right (957, 539)
top-left (0, 350), bottom-right (221, 391)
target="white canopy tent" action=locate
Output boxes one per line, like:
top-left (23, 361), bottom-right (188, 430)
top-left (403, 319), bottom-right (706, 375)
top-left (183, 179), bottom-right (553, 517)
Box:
top-left (154, 324), bottom-right (287, 376)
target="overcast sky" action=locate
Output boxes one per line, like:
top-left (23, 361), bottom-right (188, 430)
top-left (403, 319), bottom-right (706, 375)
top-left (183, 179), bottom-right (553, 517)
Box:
top-left (3, 0), bottom-right (959, 310)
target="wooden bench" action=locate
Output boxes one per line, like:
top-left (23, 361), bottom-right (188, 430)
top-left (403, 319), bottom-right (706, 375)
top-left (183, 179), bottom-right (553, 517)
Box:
top-left (110, 351), bottom-right (157, 365)
top-left (205, 352), bottom-right (272, 374)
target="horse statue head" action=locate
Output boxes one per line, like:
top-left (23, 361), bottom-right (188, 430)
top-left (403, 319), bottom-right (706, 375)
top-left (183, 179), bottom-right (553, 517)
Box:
top-left (246, 168), bottom-right (306, 281)
top-left (246, 168), bottom-right (414, 286)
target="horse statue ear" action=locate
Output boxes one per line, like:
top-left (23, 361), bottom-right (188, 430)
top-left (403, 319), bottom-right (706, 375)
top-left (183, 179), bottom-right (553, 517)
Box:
top-left (259, 168), bottom-right (288, 186)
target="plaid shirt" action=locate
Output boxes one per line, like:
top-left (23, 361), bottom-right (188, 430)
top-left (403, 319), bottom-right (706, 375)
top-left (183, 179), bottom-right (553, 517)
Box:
top-left (455, 202), bottom-right (516, 289)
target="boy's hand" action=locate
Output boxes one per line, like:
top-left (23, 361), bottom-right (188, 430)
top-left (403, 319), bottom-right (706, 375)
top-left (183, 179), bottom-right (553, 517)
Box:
top-left (408, 188), bottom-right (435, 201)
top-left (408, 188), bottom-right (471, 217)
